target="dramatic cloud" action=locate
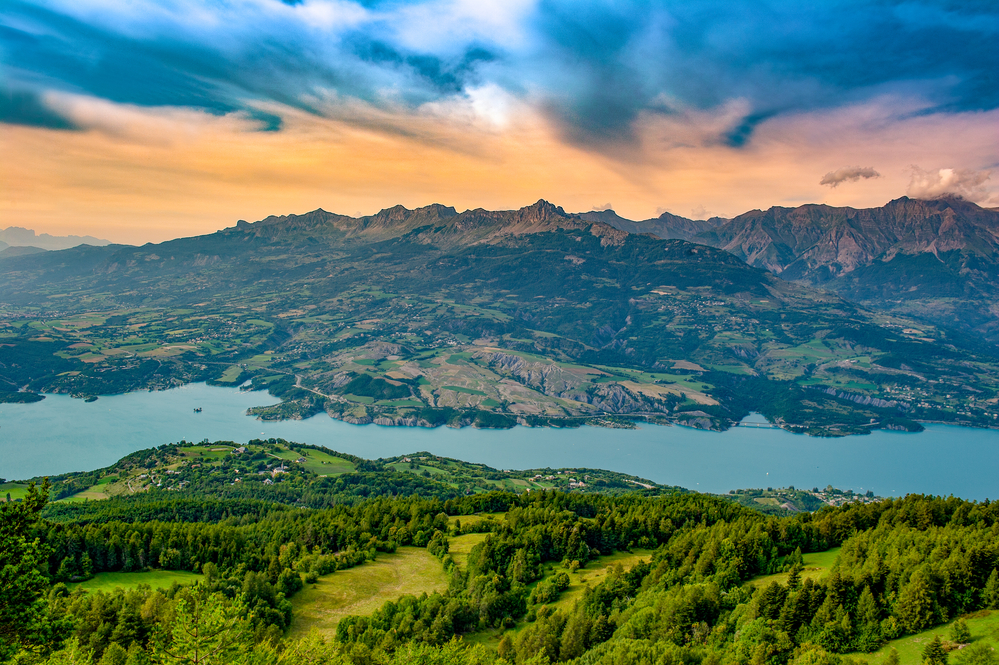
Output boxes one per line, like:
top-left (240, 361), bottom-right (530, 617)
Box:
top-left (906, 167), bottom-right (994, 204)
top-left (1, 1), bottom-right (997, 239)
top-left (591, 202), bottom-right (613, 211)
top-left (820, 166), bottom-right (882, 187)
top-left (2, 0), bottom-right (998, 150)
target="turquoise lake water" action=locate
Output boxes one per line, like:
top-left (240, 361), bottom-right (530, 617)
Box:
top-left (1, 382), bottom-right (995, 499)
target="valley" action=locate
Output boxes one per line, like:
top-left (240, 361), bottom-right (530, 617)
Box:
top-left (2, 201), bottom-right (998, 437)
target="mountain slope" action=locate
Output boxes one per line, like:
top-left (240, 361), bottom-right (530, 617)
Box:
top-left (1, 200), bottom-right (997, 435)
top-left (579, 209), bottom-right (725, 240)
top-left (593, 198), bottom-right (999, 339)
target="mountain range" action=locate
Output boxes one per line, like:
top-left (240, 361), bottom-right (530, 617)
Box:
top-left (2, 198), bottom-right (998, 436)
top-left (0, 227), bottom-right (110, 252)
top-left (584, 197), bottom-right (999, 339)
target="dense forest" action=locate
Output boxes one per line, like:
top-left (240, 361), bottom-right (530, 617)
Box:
top-left (3, 472), bottom-right (999, 665)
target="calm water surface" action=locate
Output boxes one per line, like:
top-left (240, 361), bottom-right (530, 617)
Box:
top-left (1, 383), bottom-right (995, 499)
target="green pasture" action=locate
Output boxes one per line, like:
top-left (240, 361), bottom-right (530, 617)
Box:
top-left (68, 570), bottom-right (203, 593)
top-left (1, 483), bottom-right (30, 501)
top-left (464, 549), bottom-right (654, 652)
top-left (748, 547), bottom-right (840, 588)
top-left (288, 548), bottom-right (448, 640)
top-left (269, 447), bottom-right (356, 475)
top-left (447, 533), bottom-right (491, 571)
top-left (850, 610), bottom-right (999, 665)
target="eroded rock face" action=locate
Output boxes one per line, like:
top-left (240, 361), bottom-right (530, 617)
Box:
top-left (594, 196), bottom-right (999, 339)
top-left (475, 351), bottom-right (673, 414)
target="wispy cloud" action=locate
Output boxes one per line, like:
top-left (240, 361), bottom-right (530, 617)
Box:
top-left (820, 166), bottom-right (881, 188)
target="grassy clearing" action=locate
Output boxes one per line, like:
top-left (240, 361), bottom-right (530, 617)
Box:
top-left (546, 549), bottom-right (654, 612)
top-left (270, 447), bottom-right (355, 475)
top-left (288, 547), bottom-right (448, 640)
top-left (1, 483), bottom-right (30, 501)
top-left (850, 610), bottom-right (999, 665)
top-left (748, 547), bottom-right (841, 588)
top-left (464, 549), bottom-right (654, 652)
top-left (448, 533), bottom-right (490, 570)
top-left (69, 570), bottom-right (202, 593)
top-left (219, 365), bottom-right (244, 382)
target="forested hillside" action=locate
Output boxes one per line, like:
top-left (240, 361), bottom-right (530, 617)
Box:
top-left (3, 473), bottom-right (998, 665)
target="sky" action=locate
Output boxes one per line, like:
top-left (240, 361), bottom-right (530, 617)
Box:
top-left (1, 0), bottom-right (997, 244)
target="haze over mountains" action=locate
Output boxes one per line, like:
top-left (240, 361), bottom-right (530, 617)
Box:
top-left (0, 227), bottom-right (110, 253)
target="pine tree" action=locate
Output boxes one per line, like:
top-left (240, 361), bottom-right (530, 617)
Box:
top-left (497, 634), bottom-right (513, 661)
top-left (0, 480), bottom-right (54, 660)
top-left (984, 569), bottom-right (999, 610)
top-left (923, 635), bottom-right (948, 665)
top-left (897, 573), bottom-right (936, 632)
top-left (884, 648), bottom-right (901, 665)
top-left (951, 618), bottom-right (971, 644)
top-left (788, 563), bottom-right (803, 591)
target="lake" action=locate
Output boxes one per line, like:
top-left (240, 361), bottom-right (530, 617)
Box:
top-left (1, 382), bottom-right (996, 499)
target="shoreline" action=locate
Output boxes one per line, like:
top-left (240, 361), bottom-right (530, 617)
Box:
top-left (11, 382), bottom-right (999, 438)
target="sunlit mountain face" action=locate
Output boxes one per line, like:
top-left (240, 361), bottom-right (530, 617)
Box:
top-left (2, 0), bottom-right (997, 243)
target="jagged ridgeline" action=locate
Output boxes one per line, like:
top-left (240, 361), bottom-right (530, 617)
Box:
top-left (584, 197), bottom-right (999, 341)
top-left (3, 457), bottom-right (999, 665)
top-left (2, 200), bottom-right (998, 435)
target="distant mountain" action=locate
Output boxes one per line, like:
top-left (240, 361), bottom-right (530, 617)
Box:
top-left (0, 226), bottom-right (111, 251)
top-left (579, 209), bottom-right (725, 240)
top-left (591, 198), bottom-right (999, 340)
top-left (2, 199), bottom-right (998, 436)
top-left (0, 245), bottom-right (47, 259)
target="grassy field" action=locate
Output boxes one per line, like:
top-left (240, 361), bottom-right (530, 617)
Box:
top-left (288, 547), bottom-right (449, 640)
top-left (448, 533), bottom-right (491, 571)
top-left (60, 475), bottom-right (117, 502)
top-left (748, 547), bottom-right (841, 588)
top-left (68, 570), bottom-right (202, 593)
top-left (850, 610), bottom-right (999, 665)
top-left (546, 549), bottom-right (654, 612)
top-left (269, 446), bottom-right (356, 475)
top-left (463, 548), bottom-right (654, 651)
top-left (1, 482), bottom-right (30, 501)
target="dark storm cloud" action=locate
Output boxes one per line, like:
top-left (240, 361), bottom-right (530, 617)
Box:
top-left (1, 0), bottom-right (996, 149)
top-left (525, 0), bottom-right (999, 146)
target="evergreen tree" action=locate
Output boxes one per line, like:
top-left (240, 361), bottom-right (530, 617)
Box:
top-left (0, 480), bottom-right (56, 660)
top-left (951, 618), bottom-right (971, 644)
top-left (884, 648), bottom-right (901, 665)
top-left (984, 570), bottom-right (999, 610)
top-left (897, 573), bottom-right (936, 632)
top-left (788, 563), bottom-right (803, 591)
top-left (923, 635), bottom-right (948, 665)
top-left (497, 635), bottom-right (513, 661)
top-left (153, 594), bottom-right (251, 664)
